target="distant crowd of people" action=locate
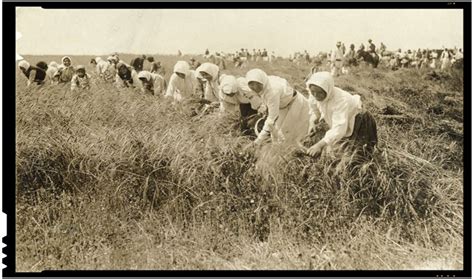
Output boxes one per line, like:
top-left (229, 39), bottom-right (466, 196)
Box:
top-left (295, 39), bottom-right (464, 77)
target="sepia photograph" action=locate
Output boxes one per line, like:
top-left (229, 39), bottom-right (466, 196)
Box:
top-left (10, 4), bottom-right (467, 274)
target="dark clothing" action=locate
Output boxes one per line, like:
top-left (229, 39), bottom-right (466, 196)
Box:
top-left (240, 103), bottom-right (259, 138)
top-left (369, 43), bottom-right (376, 53)
top-left (118, 69), bottom-right (133, 86)
top-left (22, 66), bottom-right (47, 85)
top-left (344, 111), bottom-right (378, 156)
top-left (130, 57), bottom-right (145, 72)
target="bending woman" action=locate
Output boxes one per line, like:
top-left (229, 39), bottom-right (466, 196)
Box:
top-left (246, 69), bottom-right (311, 145)
top-left (305, 71), bottom-right (377, 157)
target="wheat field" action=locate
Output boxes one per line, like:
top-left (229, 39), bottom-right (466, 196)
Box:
top-left (15, 54), bottom-right (463, 270)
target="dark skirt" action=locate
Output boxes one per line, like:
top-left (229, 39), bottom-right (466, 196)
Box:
top-left (239, 103), bottom-right (259, 137)
top-left (343, 111), bottom-right (378, 156)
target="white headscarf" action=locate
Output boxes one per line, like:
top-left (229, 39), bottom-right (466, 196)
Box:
top-left (137, 71), bottom-right (152, 81)
top-left (306, 71), bottom-right (335, 102)
top-left (107, 56), bottom-right (117, 63)
top-left (61, 56), bottom-right (72, 64)
top-left (173, 61), bottom-right (190, 76)
top-left (18, 60), bottom-right (30, 70)
top-left (49, 61), bottom-right (59, 68)
top-left (95, 57), bottom-right (104, 64)
top-left (245, 68), bottom-right (269, 92)
top-left (219, 75), bottom-right (238, 94)
top-left (196, 62), bottom-right (219, 81)
top-left (305, 71), bottom-right (362, 145)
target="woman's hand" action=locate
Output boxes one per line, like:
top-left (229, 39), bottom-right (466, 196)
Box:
top-left (307, 140), bottom-right (327, 157)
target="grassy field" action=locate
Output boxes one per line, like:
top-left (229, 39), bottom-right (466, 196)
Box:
top-left (15, 54), bottom-right (464, 270)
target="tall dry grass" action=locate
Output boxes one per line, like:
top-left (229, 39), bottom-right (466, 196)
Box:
top-left (15, 55), bottom-right (463, 270)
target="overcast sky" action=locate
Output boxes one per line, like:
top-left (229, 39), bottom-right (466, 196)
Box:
top-left (16, 8), bottom-right (464, 56)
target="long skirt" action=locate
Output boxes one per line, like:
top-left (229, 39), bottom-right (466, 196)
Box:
top-left (271, 92), bottom-right (310, 144)
top-left (342, 111), bottom-right (378, 156)
top-left (239, 103), bottom-right (259, 137)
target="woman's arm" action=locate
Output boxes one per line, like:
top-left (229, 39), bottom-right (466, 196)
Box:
top-left (255, 91), bottom-right (280, 144)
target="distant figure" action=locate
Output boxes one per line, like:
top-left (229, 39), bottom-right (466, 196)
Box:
top-left (429, 50), bottom-right (438, 69)
top-left (137, 71), bottom-right (167, 96)
top-left (256, 49), bottom-right (262, 62)
top-left (205, 48), bottom-right (210, 56)
top-left (71, 65), bottom-right (91, 91)
top-left (367, 39), bottom-right (376, 57)
top-left (341, 44), bottom-right (346, 55)
top-left (440, 48), bottom-right (452, 70)
top-left (178, 50), bottom-right (182, 56)
top-left (189, 57), bottom-right (201, 70)
top-left (454, 48), bottom-right (463, 60)
top-left (379, 42), bottom-right (386, 56)
top-left (54, 56), bottom-right (75, 84)
top-left (368, 39), bottom-right (376, 53)
top-left (18, 60), bottom-right (48, 87)
top-left (419, 50), bottom-right (429, 69)
top-left (304, 50), bottom-right (311, 64)
top-left (344, 44), bottom-right (357, 66)
top-left (343, 44), bottom-right (357, 74)
top-left (331, 41), bottom-right (344, 77)
top-left (130, 55), bottom-right (147, 72)
top-left (262, 48), bottom-right (269, 62)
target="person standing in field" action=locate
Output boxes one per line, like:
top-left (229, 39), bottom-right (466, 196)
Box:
top-left (262, 49), bottom-right (269, 62)
top-left (305, 71), bottom-right (377, 158)
top-left (344, 44), bottom-right (357, 67)
top-left (137, 70), bottom-right (167, 96)
top-left (115, 62), bottom-right (140, 89)
top-left (71, 65), bottom-right (91, 91)
top-left (429, 50), bottom-right (438, 69)
top-left (54, 56), bottom-right (75, 84)
top-left (419, 50), bottom-right (429, 70)
top-left (440, 48), bottom-right (452, 70)
top-left (330, 42), bottom-right (344, 77)
top-left (379, 42), bottom-right (386, 56)
top-left (165, 60), bottom-right (199, 102)
top-left (245, 69), bottom-right (311, 145)
top-left (18, 60), bottom-right (48, 87)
